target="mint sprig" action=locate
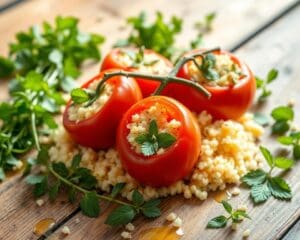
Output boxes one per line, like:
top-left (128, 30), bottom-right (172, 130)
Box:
top-left (26, 149), bottom-right (161, 226)
top-left (135, 120), bottom-right (176, 156)
top-left (278, 132), bottom-right (300, 159)
top-left (242, 146), bottom-right (293, 204)
top-left (207, 201), bottom-right (251, 229)
top-left (256, 69), bottom-right (278, 102)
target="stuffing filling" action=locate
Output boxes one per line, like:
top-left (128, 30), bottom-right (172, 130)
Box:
top-left (189, 53), bottom-right (244, 87)
top-left (126, 102), bottom-right (181, 155)
top-left (49, 111), bottom-right (264, 201)
top-left (68, 82), bottom-right (113, 122)
top-left (116, 49), bottom-right (171, 75)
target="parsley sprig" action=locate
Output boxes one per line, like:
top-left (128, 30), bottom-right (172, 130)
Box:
top-left (207, 201), bottom-right (250, 229)
top-left (271, 106), bottom-right (294, 134)
top-left (0, 16), bottom-right (105, 91)
top-left (114, 12), bottom-right (182, 59)
top-left (199, 53), bottom-right (219, 81)
top-left (278, 132), bottom-right (300, 159)
top-left (26, 149), bottom-right (161, 226)
top-left (242, 146), bottom-right (293, 204)
top-left (135, 120), bottom-right (176, 156)
top-left (256, 69), bottom-right (278, 102)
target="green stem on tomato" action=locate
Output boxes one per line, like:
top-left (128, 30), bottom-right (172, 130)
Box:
top-left (48, 164), bottom-right (138, 209)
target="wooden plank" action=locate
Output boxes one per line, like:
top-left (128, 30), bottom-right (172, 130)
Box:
top-left (282, 220), bottom-right (300, 240)
top-left (0, 0), bottom-right (298, 240)
top-left (47, 5), bottom-right (300, 240)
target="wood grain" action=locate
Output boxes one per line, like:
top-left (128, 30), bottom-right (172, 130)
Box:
top-left (0, 0), bottom-right (299, 240)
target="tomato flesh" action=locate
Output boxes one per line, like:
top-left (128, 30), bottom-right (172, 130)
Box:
top-left (116, 96), bottom-right (201, 187)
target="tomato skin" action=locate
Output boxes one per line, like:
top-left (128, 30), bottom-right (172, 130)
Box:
top-left (63, 69), bottom-right (142, 150)
top-left (101, 48), bottom-right (173, 97)
top-left (165, 49), bottom-right (256, 120)
top-left (116, 96), bottom-right (201, 187)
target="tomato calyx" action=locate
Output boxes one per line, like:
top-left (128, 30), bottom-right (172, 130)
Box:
top-left (134, 120), bottom-right (176, 156)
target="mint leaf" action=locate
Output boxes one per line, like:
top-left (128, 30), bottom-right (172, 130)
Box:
top-left (207, 215), bottom-right (227, 228)
top-left (268, 177), bottom-right (292, 200)
top-left (271, 106), bottom-right (294, 121)
top-left (80, 192), bottom-right (100, 218)
top-left (272, 120), bottom-right (290, 134)
top-left (157, 133), bottom-right (176, 148)
top-left (105, 205), bottom-right (136, 226)
top-left (149, 120), bottom-right (158, 136)
top-left (132, 190), bottom-right (144, 206)
top-left (274, 157), bottom-right (294, 169)
top-left (141, 141), bottom-right (158, 156)
top-left (251, 184), bottom-right (271, 203)
top-left (71, 88), bottom-right (90, 104)
top-left (49, 181), bottom-right (61, 201)
top-left (293, 145), bottom-right (300, 159)
top-left (135, 134), bottom-right (150, 144)
top-left (242, 169), bottom-right (267, 186)
top-left (52, 162), bottom-right (69, 178)
top-left (71, 153), bottom-right (82, 170)
top-left (111, 183), bottom-right (126, 198)
top-left (25, 175), bottom-right (46, 185)
top-left (221, 200), bottom-right (232, 214)
top-left (260, 146), bottom-right (273, 167)
top-left (33, 176), bottom-right (48, 198)
top-left (141, 199), bottom-right (161, 218)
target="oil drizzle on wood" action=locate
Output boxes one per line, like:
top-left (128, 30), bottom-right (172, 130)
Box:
top-left (213, 190), bottom-right (229, 203)
top-left (33, 218), bottom-right (55, 236)
top-left (139, 226), bottom-right (181, 240)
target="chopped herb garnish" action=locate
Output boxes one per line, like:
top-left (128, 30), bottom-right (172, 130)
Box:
top-left (242, 146), bottom-right (293, 204)
top-left (256, 69), bottom-right (278, 102)
top-left (135, 120), bottom-right (176, 156)
top-left (207, 200), bottom-right (250, 229)
top-left (200, 53), bottom-right (219, 81)
top-left (253, 112), bottom-right (270, 126)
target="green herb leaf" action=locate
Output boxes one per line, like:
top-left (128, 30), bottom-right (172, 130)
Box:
top-left (260, 146), bottom-right (274, 167)
top-left (242, 169), bottom-right (267, 186)
top-left (206, 215), bottom-right (227, 228)
top-left (0, 56), bottom-right (15, 78)
top-left (268, 177), bottom-right (292, 200)
top-left (33, 176), bottom-right (48, 198)
top-left (149, 120), bottom-right (159, 136)
top-left (140, 141), bottom-right (158, 156)
top-left (272, 120), bottom-right (290, 134)
top-left (25, 175), bottom-right (46, 185)
top-left (71, 88), bottom-right (90, 104)
top-left (157, 133), bottom-right (176, 148)
top-left (132, 190), bottom-right (144, 206)
top-left (141, 199), bottom-right (161, 218)
top-left (135, 134), bottom-right (149, 144)
top-left (271, 106), bottom-right (294, 121)
top-left (251, 183), bottom-right (271, 203)
top-left (80, 192), bottom-right (100, 218)
top-left (71, 153), bottom-right (82, 170)
top-left (49, 181), bottom-right (61, 201)
top-left (267, 69), bottom-right (278, 83)
top-left (274, 157), bottom-right (294, 169)
top-left (293, 145), bottom-right (300, 159)
top-left (52, 162), bottom-right (69, 178)
top-left (221, 200), bottom-right (232, 214)
top-left (105, 205), bottom-right (136, 226)
top-left (111, 183), bottom-right (126, 198)
top-left (277, 136), bottom-right (294, 145)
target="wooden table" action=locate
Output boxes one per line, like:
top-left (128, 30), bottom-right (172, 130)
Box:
top-left (0, 0), bottom-right (300, 239)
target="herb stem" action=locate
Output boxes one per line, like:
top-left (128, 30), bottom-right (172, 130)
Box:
top-left (30, 112), bottom-right (40, 151)
top-left (48, 164), bottom-right (137, 209)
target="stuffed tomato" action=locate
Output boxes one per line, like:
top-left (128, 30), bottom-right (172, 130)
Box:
top-left (117, 96), bottom-right (201, 187)
top-left (101, 48), bottom-right (173, 97)
top-left (63, 69), bottom-right (142, 150)
top-left (165, 49), bottom-right (256, 120)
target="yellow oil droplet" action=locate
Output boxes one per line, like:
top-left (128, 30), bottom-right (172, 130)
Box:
top-left (213, 190), bottom-right (228, 203)
top-left (4, 164), bottom-right (25, 179)
top-left (139, 226), bottom-right (180, 240)
top-left (33, 218), bottom-right (55, 236)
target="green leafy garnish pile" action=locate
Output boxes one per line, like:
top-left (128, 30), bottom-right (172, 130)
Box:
top-left (278, 132), bottom-right (300, 159)
top-left (271, 106), bottom-right (294, 134)
top-left (207, 200), bottom-right (250, 229)
top-left (0, 16), bottom-right (105, 91)
top-left (26, 149), bottom-right (161, 226)
top-left (114, 12), bottom-right (182, 59)
top-left (135, 120), bottom-right (176, 156)
top-left (256, 69), bottom-right (278, 102)
top-left (199, 53), bottom-right (219, 81)
top-left (242, 146), bottom-right (293, 204)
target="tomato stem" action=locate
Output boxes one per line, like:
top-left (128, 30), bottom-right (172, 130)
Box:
top-left (85, 47), bottom-right (220, 107)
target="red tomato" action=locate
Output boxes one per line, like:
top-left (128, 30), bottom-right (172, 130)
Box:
top-left (116, 96), bottom-right (201, 187)
top-left (164, 49), bottom-right (256, 120)
top-left (101, 48), bottom-right (173, 97)
top-left (63, 69), bottom-right (142, 150)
